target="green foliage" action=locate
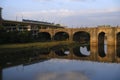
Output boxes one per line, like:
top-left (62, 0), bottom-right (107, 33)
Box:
top-left (17, 31), bottom-right (33, 43)
top-left (0, 26), bottom-right (4, 29)
top-left (0, 31), bottom-right (34, 44)
top-left (0, 26), bottom-right (5, 32)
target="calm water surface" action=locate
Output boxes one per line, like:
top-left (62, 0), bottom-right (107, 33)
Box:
top-left (2, 59), bottom-right (120, 80)
top-left (1, 44), bottom-right (120, 80)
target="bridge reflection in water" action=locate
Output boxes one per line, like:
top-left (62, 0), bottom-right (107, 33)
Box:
top-left (1, 43), bottom-right (120, 80)
top-left (39, 44), bottom-right (119, 63)
top-left (0, 43), bottom-right (120, 80)
top-left (0, 43), bottom-right (120, 69)
top-left (37, 26), bottom-right (120, 63)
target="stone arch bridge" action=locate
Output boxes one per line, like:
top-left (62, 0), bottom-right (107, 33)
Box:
top-left (39, 26), bottom-right (120, 46)
top-left (39, 26), bottom-right (120, 63)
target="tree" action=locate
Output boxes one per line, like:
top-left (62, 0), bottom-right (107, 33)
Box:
top-left (17, 31), bottom-right (33, 43)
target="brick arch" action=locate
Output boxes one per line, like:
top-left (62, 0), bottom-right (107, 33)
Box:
top-left (39, 29), bottom-right (53, 37)
top-left (73, 31), bottom-right (90, 43)
top-left (37, 32), bottom-right (51, 41)
top-left (97, 30), bottom-right (108, 45)
top-left (98, 31), bottom-right (107, 36)
top-left (72, 29), bottom-right (90, 35)
top-left (53, 31), bottom-right (70, 41)
top-left (54, 29), bottom-right (71, 36)
top-left (97, 27), bottom-right (109, 37)
top-left (98, 32), bottom-right (106, 57)
top-left (97, 30), bottom-right (109, 48)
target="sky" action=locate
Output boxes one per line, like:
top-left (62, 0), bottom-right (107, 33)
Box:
top-left (0, 0), bottom-right (120, 27)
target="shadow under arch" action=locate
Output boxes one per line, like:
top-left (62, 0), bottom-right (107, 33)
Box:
top-left (98, 32), bottom-right (107, 57)
top-left (73, 31), bottom-right (90, 44)
top-left (37, 32), bottom-right (51, 41)
top-left (116, 32), bottom-right (120, 57)
top-left (53, 32), bottom-right (69, 41)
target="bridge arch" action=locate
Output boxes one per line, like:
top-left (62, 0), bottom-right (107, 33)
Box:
top-left (73, 31), bottom-right (90, 43)
top-left (98, 32), bottom-right (107, 57)
top-left (37, 32), bottom-right (51, 41)
top-left (116, 32), bottom-right (120, 57)
top-left (53, 32), bottom-right (69, 41)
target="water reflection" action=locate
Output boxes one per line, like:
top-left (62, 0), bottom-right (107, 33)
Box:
top-left (73, 45), bottom-right (90, 57)
top-left (0, 43), bottom-right (120, 80)
top-left (104, 44), bottom-right (107, 54)
top-left (0, 43), bottom-right (120, 68)
top-left (80, 46), bottom-right (90, 56)
top-left (64, 51), bottom-right (70, 55)
top-left (2, 59), bottom-right (120, 80)
top-left (53, 46), bottom-right (70, 56)
top-left (117, 45), bottom-right (120, 58)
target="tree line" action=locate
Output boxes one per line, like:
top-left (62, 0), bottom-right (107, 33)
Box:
top-left (0, 26), bottom-right (33, 44)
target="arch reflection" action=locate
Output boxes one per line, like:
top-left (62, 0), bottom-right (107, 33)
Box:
top-left (52, 45), bottom-right (70, 56)
top-left (73, 45), bottom-right (90, 57)
top-left (117, 32), bottom-right (120, 57)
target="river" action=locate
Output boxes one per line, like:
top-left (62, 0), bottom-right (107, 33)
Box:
top-left (1, 44), bottom-right (120, 80)
top-left (2, 59), bottom-right (120, 80)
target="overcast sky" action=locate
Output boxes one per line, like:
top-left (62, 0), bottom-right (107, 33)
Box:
top-left (0, 0), bottom-right (120, 27)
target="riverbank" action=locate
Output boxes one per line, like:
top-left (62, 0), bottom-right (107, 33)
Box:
top-left (0, 41), bottom-right (74, 48)
top-left (0, 41), bottom-right (90, 54)
top-left (0, 41), bottom-right (74, 54)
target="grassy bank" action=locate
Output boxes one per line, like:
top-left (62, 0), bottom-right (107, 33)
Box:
top-left (0, 41), bottom-right (74, 48)
top-left (0, 41), bottom-right (74, 53)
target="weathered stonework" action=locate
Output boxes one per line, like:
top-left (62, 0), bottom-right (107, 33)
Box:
top-left (39, 26), bottom-right (120, 63)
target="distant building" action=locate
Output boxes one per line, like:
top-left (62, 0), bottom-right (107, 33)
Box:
top-left (22, 19), bottom-right (54, 25)
top-left (0, 7), bottom-right (64, 36)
